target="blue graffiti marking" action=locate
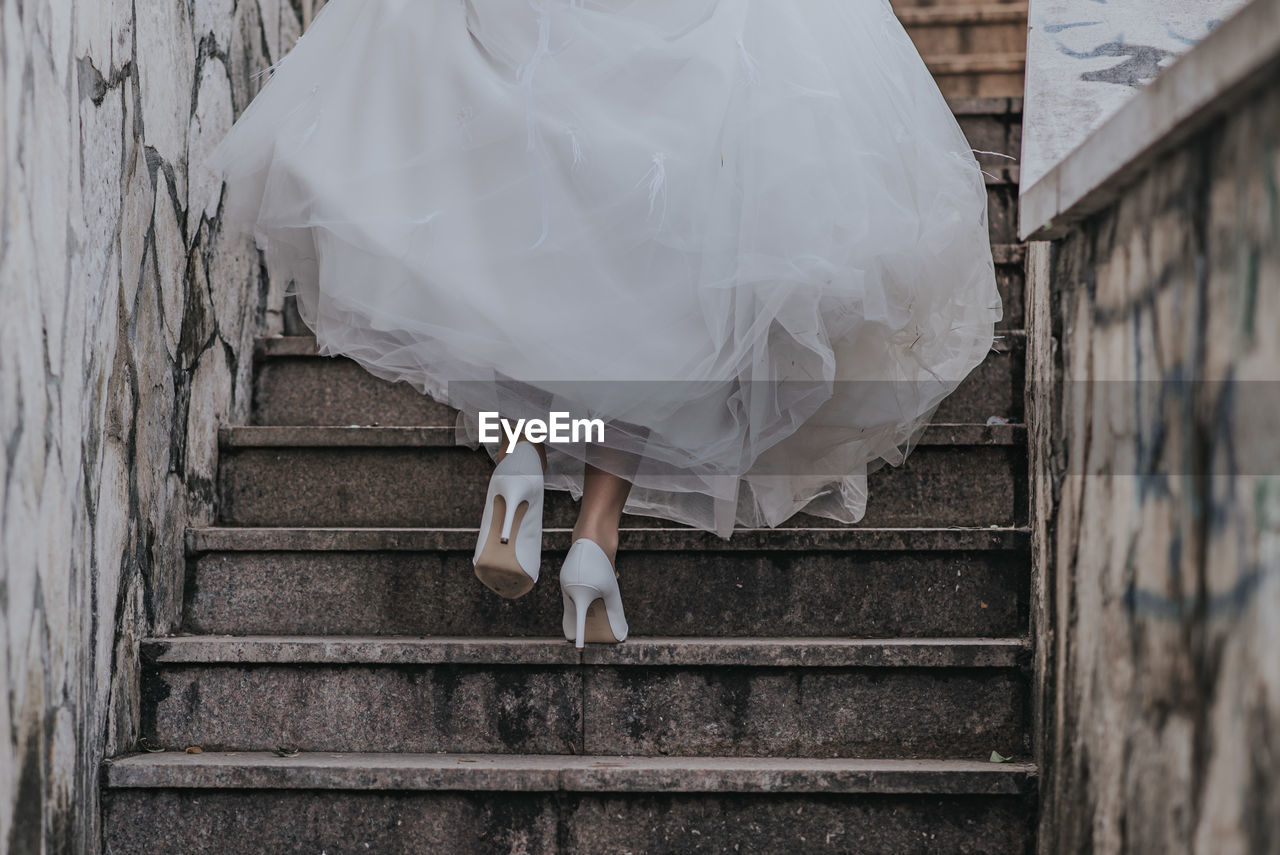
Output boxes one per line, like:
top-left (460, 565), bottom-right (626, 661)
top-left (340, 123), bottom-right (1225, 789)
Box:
top-left (1045, 21), bottom-right (1101, 33)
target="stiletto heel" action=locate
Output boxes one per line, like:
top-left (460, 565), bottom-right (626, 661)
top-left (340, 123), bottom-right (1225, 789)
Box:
top-left (568, 588), bottom-right (591, 649)
top-left (559, 538), bottom-right (628, 648)
top-left (499, 494), bottom-right (521, 544)
top-left (473, 442), bottom-right (544, 598)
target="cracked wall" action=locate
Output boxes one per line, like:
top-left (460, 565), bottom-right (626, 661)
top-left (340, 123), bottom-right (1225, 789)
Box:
top-left (0, 1), bottom-right (314, 851)
top-left (1030, 70), bottom-right (1280, 854)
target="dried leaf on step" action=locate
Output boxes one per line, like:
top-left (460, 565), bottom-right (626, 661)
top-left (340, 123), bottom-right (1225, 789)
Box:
top-left (273, 745), bottom-right (301, 757)
top-left (989, 751), bottom-right (1012, 763)
top-left (184, 746), bottom-right (203, 754)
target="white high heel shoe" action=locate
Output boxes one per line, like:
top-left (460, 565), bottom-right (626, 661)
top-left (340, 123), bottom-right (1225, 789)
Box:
top-left (473, 441), bottom-right (544, 598)
top-left (560, 538), bottom-right (628, 649)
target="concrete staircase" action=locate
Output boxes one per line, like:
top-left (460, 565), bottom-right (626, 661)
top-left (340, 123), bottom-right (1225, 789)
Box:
top-left (895, 0), bottom-right (1029, 98)
top-left (101, 98), bottom-right (1034, 854)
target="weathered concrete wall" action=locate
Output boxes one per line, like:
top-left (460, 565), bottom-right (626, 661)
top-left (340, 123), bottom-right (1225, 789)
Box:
top-left (1029, 61), bottom-right (1280, 854)
top-left (0, 1), bottom-right (311, 851)
top-left (1022, 0), bottom-right (1250, 189)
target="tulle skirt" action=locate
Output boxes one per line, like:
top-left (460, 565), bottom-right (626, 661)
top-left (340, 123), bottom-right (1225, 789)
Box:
top-left (202, 0), bottom-right (1002, 538)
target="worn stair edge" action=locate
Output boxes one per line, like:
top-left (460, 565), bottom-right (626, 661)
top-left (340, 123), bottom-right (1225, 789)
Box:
top-left (185, 524), bottom-right (1031, 554)
top-left (140, 635), bottom-right (1030, 668)
top-left (948, 96), bottom-right (1022, 116)
top-left (897, 5), bottom-right (1028, 26)
top-left (219, 422), bottom-right (1026, 448)
top-left (927, 54), bottom-right (1026, 74)
top-left (103, 752), bottom-right (1037, 795)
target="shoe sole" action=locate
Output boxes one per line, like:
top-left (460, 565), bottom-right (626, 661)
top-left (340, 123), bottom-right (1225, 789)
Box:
top-left (581, 598), bottom-right (622, 643)
top-left (474, 496), bottom-right (537, 599)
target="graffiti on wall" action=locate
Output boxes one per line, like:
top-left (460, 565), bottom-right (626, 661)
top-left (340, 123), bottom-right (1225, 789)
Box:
top-left (1022, 0), bottom-right (1249, 189)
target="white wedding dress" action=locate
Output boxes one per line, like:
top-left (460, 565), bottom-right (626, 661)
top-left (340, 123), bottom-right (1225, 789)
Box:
top-left (204, 0), bottom-right (1003, 538)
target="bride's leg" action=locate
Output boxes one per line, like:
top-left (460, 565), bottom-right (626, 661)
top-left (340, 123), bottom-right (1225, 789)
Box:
top-left (560, 444), bottom-right (634, 646)
top-left (572, 461), bottom-right (632, 567)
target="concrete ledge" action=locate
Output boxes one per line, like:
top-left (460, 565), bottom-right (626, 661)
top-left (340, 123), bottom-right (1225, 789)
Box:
top-left (141, 636), bottom-right (1030, 668)
top-left (104, 752), bottom-right (1037, 794)
top-left (1020, 0), bottom-right (1280, 239)
top-left (219, 423), bottom-right (1026, 448)
top-left (185, 525), bottom-right (1031, 554)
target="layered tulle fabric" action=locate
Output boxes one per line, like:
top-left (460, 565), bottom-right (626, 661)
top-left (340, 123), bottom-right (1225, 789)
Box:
top-left (203, 0), bottom-right (1002, 537)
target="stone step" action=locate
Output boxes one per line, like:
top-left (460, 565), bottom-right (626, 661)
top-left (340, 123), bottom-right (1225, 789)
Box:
top-left (251, 331), bottom-right (1025, 427)
top-left (105, 750), bottom-right (1038, 793)
top-left (183, 526), bottom-right (1030, 638)
top-left (992, 243), bottom-right (1026, 328)
top-left (890, 0), bottom-right (1026, 9)
top-left (103, 753), bottom-right (1037, 854)
top-left (215, 425), bottom-right (1028, 528)
top-left (898, 4), bottom-right (1027, 25)
top-left (950, 97), bottom-right (1022, 170)
top-left (898, 4), bottom-right (1028, 59)
top-left (252, 339), bottom-right (457, 428)
top-left (145, 635), bottom-right (1029, 667)
top-left (985, 166), bottom-right (1021, 243)
top-left (927, 54), bottom-right (1027, 77)
top-left (221, 424), bottom-right (1024, 448)
top-left (930, 54), bottom-right (1026, 99)
top-left (139, 636), bottom-right (1029, 758)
